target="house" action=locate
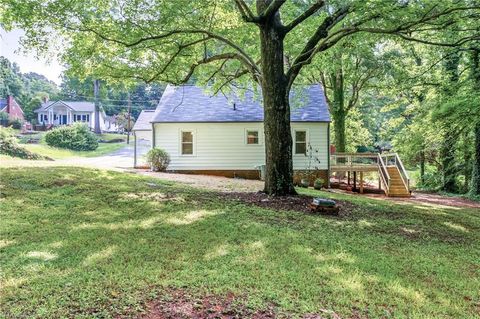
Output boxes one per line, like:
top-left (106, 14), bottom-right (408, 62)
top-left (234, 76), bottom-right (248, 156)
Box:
top-left (34, 100), bottom-right (108, 130)
top-left (104, 115), bottom-right (120, 132)
top-left (132, 110), bottom-right (156, 167)
top-left (134, 84), bottom-right (331, 183)
top-left (0, 95), bottom-right (25, 121)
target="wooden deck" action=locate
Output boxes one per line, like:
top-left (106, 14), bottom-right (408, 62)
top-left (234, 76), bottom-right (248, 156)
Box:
top-left (330, 153), bottom-right (411, 197)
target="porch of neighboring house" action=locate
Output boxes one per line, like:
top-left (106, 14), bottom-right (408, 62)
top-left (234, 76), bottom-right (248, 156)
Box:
top-left (37, 105), bottom-right (90, 126)
top-left (330, 153), bottom-right (411, 197)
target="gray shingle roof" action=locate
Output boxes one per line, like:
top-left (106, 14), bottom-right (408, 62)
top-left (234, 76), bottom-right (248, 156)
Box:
top-left (34, 101), bottom-right (96, 113)
top-left (133, 110), bottom-right (156, 131)
top-left (152, 84), bottom-right (330, 123)
top-left (0, 99), bottom-right (6, 112)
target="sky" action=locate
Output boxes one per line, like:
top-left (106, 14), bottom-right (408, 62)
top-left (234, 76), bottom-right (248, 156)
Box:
top-left (0, 28), bottom-right (63, 85)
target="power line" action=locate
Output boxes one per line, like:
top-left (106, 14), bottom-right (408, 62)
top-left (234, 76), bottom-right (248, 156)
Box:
top-left (56, 93), bottom-right (160, 104)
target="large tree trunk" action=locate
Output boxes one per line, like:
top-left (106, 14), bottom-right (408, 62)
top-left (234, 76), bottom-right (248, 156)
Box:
top-left (332, 109), bottom-right (346, 153)
top-left (329, 69), bottom-right (346, 152)
top-left (258, 1), bottom-right (295, 195)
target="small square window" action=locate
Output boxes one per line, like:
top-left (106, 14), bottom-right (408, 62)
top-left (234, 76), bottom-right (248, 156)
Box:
top-left (246, 130), bottom-right (259, 145)
top-left (181, 131), bottom-right (193, 155)
top-left (295, 130), bottom-right (307, 155)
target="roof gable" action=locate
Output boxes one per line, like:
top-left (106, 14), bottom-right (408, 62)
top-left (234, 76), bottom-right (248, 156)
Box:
top-left (133, 110), bottom-right (156, 131)
top-left (152, 84), bottom-right (330, 123)
top-left (35, 101), bottom-right (95, 113)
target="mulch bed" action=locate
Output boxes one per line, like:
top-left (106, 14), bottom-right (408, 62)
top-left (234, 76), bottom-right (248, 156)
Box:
top-left (220, 192), bottom-right (357, 217)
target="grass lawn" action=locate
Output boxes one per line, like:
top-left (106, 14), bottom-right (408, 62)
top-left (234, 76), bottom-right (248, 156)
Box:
top-left (0, 167), bottom-right (479, 318)
top-left (23, 142), bottom-right (126, 159)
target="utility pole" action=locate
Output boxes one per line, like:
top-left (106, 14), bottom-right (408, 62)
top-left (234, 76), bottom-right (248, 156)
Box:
top-left (93, 79), bottom-right (101, 134)
top-left (127, 92), bottom-right (131, 144)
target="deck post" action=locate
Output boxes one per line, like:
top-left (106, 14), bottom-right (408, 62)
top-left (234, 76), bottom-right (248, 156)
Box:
top-left (360, 172), bottom-right (364, 194)
top-left (347, 171), bottom-right (351, 185)
top-left (353, 171), bottom-right (357, 191)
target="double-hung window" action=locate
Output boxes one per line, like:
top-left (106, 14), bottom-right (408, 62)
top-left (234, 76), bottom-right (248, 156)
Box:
top-left (246, 130), bottom-right (259, 145)
top-left (181, 131), bottom-right (194, 155)
top-left (295, 130), bottom-right (307, 155)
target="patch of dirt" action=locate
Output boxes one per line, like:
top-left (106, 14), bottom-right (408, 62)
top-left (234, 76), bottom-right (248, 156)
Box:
top-left (221, 191), bottom-right (357, 217)
top-left (137, 290), bottom-right (279, 319)
top-left (51, 178), bottom-right (76, 187)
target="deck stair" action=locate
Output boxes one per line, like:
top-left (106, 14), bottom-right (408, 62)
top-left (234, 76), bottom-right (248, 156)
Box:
top-left (330, 152), bottom-right (411, 197)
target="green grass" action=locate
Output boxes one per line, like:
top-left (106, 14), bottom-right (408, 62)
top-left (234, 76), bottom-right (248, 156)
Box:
top-left (1, 167), bottom-right (479, 318)
top-left (22, 142), bottom-right (125, 159)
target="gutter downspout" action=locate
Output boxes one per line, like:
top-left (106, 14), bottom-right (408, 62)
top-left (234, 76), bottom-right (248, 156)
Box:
top-left (327, 122), bottom-right (331, 188)
top-left (133, 131), bottom-right (137, 168)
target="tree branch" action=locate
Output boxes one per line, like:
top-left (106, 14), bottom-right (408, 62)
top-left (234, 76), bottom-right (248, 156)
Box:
top-left (259, 0), bottom-right (287, 20)
top-left (233, 0), bottom-right (259, 23)
top-left (283, 0), bottom-right (325, 34)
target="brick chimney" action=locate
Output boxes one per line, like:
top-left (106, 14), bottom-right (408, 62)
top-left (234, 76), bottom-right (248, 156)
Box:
top-left (6, 95), bottom-right (14, 113)
top-left (42, 96), bottom-right (49, 104)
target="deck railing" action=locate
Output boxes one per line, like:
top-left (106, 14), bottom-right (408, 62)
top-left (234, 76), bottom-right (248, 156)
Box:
top-left (330, 153), bottom-right (379, 167)
top-left (331, 152), bottom-right (410, 193)
top-left (377, 154), bottom-right (391, 194)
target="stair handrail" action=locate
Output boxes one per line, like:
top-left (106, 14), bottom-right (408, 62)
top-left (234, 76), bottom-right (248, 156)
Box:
top-left (394, 153), bottom-right (410, 192)
top-left (377, 153), bottom-right (391, 192)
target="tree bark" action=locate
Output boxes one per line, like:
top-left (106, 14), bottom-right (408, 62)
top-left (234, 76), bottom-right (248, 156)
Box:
top-left (330, 69), bottom-right (346, 153)
top-left (258, 0), bottom-right (296, 195)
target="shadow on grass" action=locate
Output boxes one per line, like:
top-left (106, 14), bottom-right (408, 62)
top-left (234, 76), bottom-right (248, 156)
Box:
top-left (1, 167), bottom-right (479, 318)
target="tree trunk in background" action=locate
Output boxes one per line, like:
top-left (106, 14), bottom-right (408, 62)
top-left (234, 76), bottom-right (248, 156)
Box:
top-left (420, 148), bottom-right (425, 185)
top-left (472, 123), bottom-right (480, 195)
top-left (258, 0), bottom-right (295, 196)
top-left (471, 49), bottom-right (480, 195)
top-left (463, 132), bottom-right (472, 193)
top-left (330, 69), bottom-right (347, 153)
top-left (440, 50), bottom-right (460, 192)
top-left (93, 79), bottom-right (101, 134)
top-left (440, 136), bottom-right (457, 192)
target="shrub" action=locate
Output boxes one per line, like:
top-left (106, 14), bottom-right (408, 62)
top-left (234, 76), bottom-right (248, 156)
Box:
top-left (9, 119), bottom-right (23, 129)
top-left (314, 178), bottom-right (325, 189)
top-left (0, 127), bottom-right (47, 160)
top-left (146, 148), bottom-right (170, 171)
top-left (45, 123), bottom-right (98, 151)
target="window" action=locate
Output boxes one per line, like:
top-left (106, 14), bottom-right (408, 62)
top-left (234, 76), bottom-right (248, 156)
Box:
top-left (295, 130), bottom-right (307, 155)
top-left (86, 114), bottom-right (90, 122)
top-left (246, 130), bottom-right (259, 145)
top-left (181, 131), bottom-right (193, 155)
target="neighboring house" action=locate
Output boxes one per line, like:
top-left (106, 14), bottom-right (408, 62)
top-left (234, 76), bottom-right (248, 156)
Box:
top-left (134, 84), bottom-right (331, 183)
top-left (34, 100), bottom-right (108, 130)
top-left (104, 115), bottom-right (120, 132)
top-left (132, 110), bottom-right (156, 167)
top-left (0, 95), bottom-right (25, 121)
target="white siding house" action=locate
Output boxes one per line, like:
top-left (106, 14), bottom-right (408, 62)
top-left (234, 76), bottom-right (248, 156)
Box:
top-left (136, 84), bottom-right (331, 181)
top-left (152, 122), bottom-right (328, 171)
top-left (34, 100), bottom-right (108, 130)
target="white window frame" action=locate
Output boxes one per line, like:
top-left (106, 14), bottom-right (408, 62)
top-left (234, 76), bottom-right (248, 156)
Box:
top-left (294, 129), bottom-right (308, 155)
top-left (245, 128), bottom-right (261, 145)
top-left (179, 129), bottom-right (196, 156)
